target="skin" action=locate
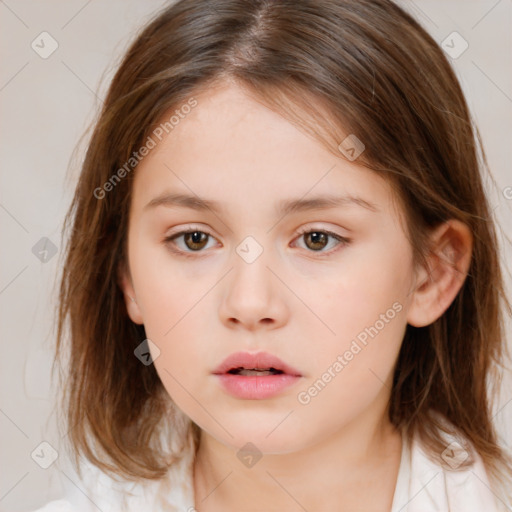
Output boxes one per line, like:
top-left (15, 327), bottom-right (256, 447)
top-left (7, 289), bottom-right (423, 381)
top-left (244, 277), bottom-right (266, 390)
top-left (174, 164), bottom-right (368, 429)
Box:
top-left (119, 80), bottom-right (473, 511)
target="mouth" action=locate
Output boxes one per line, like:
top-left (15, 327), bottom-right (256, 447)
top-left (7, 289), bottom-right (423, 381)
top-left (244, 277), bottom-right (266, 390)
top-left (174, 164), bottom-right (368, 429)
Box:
top-left (212, 351), bottom-right (302, 399)
top-left (212, 351), bottom-right (302, 377)
top-left (226, 367), bottom-right (284, 377)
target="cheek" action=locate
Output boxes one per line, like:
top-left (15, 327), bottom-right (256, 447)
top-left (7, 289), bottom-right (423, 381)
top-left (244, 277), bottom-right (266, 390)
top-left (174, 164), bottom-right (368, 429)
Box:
top-left (295, 295), bottom-right (406, 433)
top-left (130, 243), bottom-right (216, 360)
top-left (312, 251), bottom-right (410, 344)
top-left (130, 240), bottom-right (208, 330)
top-left (294, 354), bottom-right (393, 441)
top-left (302, 241), bottom-right (410, 392)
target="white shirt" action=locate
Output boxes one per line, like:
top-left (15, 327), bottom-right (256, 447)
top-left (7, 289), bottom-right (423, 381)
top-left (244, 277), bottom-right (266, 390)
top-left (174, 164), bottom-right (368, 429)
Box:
top-left (29, 428), bottom-right (509, 512)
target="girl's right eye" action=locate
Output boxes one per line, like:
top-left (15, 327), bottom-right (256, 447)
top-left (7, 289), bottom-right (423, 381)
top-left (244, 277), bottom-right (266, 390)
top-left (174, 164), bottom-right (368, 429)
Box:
top-left (163, 229), bottom-right (217, 256)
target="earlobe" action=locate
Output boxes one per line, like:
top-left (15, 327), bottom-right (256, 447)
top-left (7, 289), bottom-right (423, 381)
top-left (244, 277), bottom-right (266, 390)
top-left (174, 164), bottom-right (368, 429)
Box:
top-left (406, 220), bottom-right (473, 328)
top-left (117, 262), bottom-right (144, 325)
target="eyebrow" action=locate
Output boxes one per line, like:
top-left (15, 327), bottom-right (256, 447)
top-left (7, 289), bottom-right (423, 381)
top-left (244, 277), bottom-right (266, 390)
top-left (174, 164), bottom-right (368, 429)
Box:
top-left (144, 192), bottom-right (380, 216)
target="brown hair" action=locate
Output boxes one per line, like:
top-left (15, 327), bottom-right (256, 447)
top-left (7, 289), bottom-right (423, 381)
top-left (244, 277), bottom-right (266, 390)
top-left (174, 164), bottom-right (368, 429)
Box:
top-left (55, 0), bottom-right (512, 502)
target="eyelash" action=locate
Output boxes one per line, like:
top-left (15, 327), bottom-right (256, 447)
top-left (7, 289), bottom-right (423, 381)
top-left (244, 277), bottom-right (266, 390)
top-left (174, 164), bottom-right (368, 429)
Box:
top-left (163, 225), bottom-right (350, 258)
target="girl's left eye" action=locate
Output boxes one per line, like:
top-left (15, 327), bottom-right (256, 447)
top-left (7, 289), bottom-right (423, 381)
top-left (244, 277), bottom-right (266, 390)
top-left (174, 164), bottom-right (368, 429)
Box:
top-left (163, 227), bottom-right (350, 257)
top-left (292, 227), bottom-right (350, 254)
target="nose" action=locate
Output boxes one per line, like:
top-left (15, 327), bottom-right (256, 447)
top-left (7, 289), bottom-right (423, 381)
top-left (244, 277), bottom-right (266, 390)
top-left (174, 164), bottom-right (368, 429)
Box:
top-left (218, 249), bottom-right (289, 331)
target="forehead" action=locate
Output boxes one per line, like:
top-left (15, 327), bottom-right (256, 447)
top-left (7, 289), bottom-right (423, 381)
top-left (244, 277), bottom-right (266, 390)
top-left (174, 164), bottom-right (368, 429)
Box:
top-left (131, 81), bottom-right (402, 225)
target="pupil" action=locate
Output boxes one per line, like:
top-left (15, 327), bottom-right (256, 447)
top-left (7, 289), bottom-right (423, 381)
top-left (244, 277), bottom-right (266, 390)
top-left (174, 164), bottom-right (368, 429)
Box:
top-left (186, 231), bottom-right (207, 250)
top-left (307, 232), bottom-right (327, 250)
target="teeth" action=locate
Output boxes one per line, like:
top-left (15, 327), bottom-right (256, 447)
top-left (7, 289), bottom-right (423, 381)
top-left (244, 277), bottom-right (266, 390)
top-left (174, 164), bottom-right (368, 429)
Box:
top-left (228, 367), bottom-right (283, 376)
top-left (238, 369), bottom-right (275, 376)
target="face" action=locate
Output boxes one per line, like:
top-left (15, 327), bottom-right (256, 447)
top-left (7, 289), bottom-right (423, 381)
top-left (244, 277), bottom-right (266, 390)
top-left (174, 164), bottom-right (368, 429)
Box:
top-left (121, 81), bottom-right (417, 454)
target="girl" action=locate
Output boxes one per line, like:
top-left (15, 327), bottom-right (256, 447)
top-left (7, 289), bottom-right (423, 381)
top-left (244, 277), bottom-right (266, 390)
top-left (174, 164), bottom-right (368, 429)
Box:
top-left (32, 0), bottom-right (512, 510)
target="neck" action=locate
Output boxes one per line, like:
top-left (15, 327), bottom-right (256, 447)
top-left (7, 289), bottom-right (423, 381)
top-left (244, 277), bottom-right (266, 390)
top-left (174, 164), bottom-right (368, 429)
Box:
top-left (192, 393), bottom-right (403, 511)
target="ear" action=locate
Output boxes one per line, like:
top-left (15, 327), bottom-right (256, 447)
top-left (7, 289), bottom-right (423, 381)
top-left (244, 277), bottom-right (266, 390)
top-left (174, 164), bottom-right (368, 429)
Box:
top-left (117, 260), bottom-right (144, 325)
top-left (407, 219), bottom-right (473, 328)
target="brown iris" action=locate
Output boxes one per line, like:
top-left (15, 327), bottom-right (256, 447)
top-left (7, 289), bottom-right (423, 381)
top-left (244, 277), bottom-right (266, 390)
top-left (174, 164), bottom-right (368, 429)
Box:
top-left (182, 231), bottom-right (209, 250)
top-left (303, 231), bottom-right (328, 251)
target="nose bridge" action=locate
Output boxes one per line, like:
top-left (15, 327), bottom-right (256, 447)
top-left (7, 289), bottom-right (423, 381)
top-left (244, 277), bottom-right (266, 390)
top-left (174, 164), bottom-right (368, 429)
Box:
top-left (219, 233), bottom-right (286, 329)
top-left (231, 234), bottom-right (274, 300)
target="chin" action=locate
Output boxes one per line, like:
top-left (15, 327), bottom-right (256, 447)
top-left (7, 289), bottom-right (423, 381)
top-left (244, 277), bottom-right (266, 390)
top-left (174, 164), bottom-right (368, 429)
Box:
top-left (198, 411), bottom-right (315, 454)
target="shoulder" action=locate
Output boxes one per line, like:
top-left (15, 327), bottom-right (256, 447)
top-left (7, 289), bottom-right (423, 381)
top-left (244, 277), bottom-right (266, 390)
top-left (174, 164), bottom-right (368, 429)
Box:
top-left (401, 427), bottom-right (510, 512)
top-left (29, 460), bottom-right (195, 512)
top-left (29, 428), bottom-right (197, 512)
top-left (27, 500), bottom-right (76, 512)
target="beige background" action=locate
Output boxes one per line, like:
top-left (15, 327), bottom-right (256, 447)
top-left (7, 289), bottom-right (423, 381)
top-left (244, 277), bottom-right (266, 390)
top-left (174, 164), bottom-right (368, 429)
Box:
top-left (1, 1), bottom-right (511, 510)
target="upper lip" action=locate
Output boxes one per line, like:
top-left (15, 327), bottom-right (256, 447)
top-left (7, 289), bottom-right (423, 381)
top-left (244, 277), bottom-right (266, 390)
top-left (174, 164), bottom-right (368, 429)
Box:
top-left (213, 351), bottom-right (302, 376)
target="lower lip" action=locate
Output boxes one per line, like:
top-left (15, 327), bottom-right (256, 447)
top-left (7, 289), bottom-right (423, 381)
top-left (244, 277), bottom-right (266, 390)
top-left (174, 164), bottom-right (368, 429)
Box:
top-left (215, 373), bottom-right (301, 399)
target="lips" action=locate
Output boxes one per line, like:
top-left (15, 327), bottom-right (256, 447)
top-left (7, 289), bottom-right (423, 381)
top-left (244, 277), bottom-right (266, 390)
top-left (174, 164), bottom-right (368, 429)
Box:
top-left (213, 351), bottom-right (302, 377)
top-left (213, 351), bottom-right (302, 399)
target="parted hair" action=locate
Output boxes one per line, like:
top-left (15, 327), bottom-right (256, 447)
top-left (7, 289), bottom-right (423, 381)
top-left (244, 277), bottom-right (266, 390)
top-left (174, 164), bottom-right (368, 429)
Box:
top-left (55, 0), bottom-right (512, 502)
